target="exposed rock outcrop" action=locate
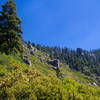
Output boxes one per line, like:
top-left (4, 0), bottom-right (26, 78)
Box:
top-left (40, 58), bottom-right (44, 63)
top-left (30, 48), bottom-right (37, 55)
top-left (22, 42), bottom-right (28, 49)
top-left (24, 56), bottom-right (31, 66)
top-left (93, 82), bottom-right (97, 86)
top-left (29, 44), bottom-right (33, 50)
top-left (48, 59), bottom-right (60, 69)
top-left (24, 56), bottom-right (28, 59)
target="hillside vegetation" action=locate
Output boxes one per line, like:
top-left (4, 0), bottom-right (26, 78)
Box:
top-left (34, 44), bottom-right (100, 83)
top-left (0, 0), bottom-right (100, 100)
top-left (0, 53), bottom-right (100, 100)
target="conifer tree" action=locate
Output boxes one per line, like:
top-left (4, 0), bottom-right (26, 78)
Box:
top-left (32, 42), bottom-right (35, 47)
top-left (27, 41), bottom-right (31, 48)
top-left (0, 0), bottom-right (23, 55)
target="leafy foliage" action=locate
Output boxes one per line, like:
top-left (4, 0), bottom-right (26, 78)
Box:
top-left (0, 54), bottom-right (100, 100)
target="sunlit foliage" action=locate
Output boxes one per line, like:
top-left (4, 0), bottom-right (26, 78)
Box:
top-left (0, 54), bottom-right (100, 100)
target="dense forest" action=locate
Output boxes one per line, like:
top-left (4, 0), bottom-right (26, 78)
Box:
top-left (26, 42), bottom-right (100, 79)
top-left (0, 0), bottom-right (100, 100)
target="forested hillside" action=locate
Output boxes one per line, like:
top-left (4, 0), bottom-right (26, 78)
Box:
top-left (33, 44), bottom-right (100, 81)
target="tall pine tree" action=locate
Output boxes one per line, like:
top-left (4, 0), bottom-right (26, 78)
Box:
top-left (0, 0), bottom-right (23, 55)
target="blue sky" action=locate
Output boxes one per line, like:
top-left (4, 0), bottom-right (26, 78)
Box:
top-left (1, 0), bottom-right (100, 50)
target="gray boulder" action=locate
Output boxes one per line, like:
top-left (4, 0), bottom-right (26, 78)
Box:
top-left (30, 48), bottom-right (37, 56)
top-left (24, 56), bottom-right (28, 59)
top-left (93, 82), bottom-right (97, 86)
top-left (96, 77), bottom-right (100, 82)
top-left (24, 58), bottom-right (31, 66)
top-left (53, 59), bottom-right (60, 68)
top-left (22, 42), bottom-right (28, 49)
top-left (40, 58), bottom-right (45, 63)
top-left (33, 48), bottom-right (37, 52)
top-left (26, 52), bottom-right (30, 55)
top-left (29, 44), bottom-right (33, 50)
top-left (46, 54), bottom-right (49, 57)
top-left (30, 48), bottom-right (37, 55)
top-left (30, 51), bottom-right (34, 55)
top-left (48, 59), bottom-right (60, 69)
top-left (53, 67), bottom-right (58, 70)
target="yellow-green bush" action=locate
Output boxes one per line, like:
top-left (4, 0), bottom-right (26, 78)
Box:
top-left (0, 54), bottom-right (100, 100)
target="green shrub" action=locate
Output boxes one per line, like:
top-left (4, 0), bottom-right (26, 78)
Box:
top-left (0, 54), bottom-right (100, 100)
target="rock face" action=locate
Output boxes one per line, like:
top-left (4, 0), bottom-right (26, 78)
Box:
top-left (30, 48), bottom-right (37, 55)
top-left (40, 58), bottom-right (44, 63)
top-left (93, 82), bottom-right (97, 86)
top-left (22, 42), bottom-right (28, 49)
top-left (96, 77), bottom-right (100, 82)
top-left (24, 56), bottom-right (28, 59)
top-left (46, 54), bottom-right (49, 57)
top-left (29, 44), bottom-right (33, 50)
top-left (24, 56), bottom-right (31, 66)
top-left (30, 51), bottom-right (34, 55)
top-left (53, 59), bottom-right (60, 68)
top-left (29, 44), bottom-right (37, 51)
top-left (48, 59), bottom-right (60, 69)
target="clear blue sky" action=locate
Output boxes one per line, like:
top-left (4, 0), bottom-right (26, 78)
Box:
top-left (1, 0), bottom-right (100, 50)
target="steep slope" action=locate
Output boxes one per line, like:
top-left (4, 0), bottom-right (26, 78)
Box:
top-left (33, 45), bottom-right (100, 84)
top-left (22, 44), bottom-right (100, 87)
top-left (0, 54), bottom-right (100, 100)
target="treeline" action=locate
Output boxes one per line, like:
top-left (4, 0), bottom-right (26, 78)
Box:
top-left (28, 41), bottom-right (100, 78)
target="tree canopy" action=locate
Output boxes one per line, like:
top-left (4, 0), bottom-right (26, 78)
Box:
top-left (0, 0), bottom-right (23, 55)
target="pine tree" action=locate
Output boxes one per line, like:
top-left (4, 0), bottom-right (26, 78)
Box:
top-left (27, 41), bottom-right (31, 48)
top-left (32, 42), bottom-right (35, 47)
top-left (0, 0), bottom-right (23, 55)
